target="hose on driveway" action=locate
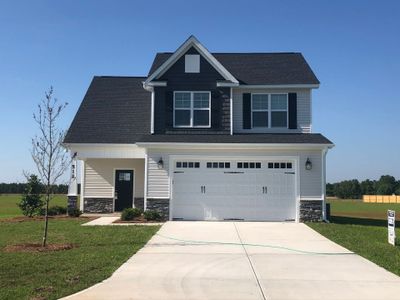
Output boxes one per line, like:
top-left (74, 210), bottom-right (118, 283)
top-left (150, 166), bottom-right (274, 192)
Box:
top-left (155, 233), bottom-right (355, 256)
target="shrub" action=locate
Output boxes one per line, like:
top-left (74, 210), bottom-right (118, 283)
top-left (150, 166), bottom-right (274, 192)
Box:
top-left (67, 207), bottom-right (82, 217)
top-left (47, 205), bottom-right (67, 216)
top-left (121, 208), bottom-right (142, 221)
top-left (18, 175), bottom-right (44, 217)
top-left (143, 210), bottom-right (162, 221)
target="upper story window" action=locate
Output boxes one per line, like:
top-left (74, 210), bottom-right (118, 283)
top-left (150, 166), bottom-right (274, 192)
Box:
top-left (174, 91), bottom-right (211, 128)
top-left (185, 55), bottom-right (200, 73)
top-left (252, 94), bottom-right (288, 128)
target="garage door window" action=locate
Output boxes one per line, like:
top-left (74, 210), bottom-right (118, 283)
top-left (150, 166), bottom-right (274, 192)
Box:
top-left (268, 162), bottom-right (293, 169)
top-left (206, 162), bottom-right (230, 169)
top-left (176, 161), bottom-right (200, 168)
top-left (237, 162), bottom-right (261, 169)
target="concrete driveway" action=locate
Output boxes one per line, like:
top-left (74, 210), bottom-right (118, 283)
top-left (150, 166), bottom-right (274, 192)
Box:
top-left (64, 222), bottom-right (400, 300)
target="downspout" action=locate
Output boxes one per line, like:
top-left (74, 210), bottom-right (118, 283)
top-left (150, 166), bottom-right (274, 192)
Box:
top-left (150, 89), bottom-right (155, 134)
top-left (230, 87), bottom-right (233, 135)
top-left (322, 148), bottom-right (328, 221)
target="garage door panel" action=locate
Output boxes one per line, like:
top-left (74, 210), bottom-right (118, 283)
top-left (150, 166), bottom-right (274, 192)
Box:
top-left (172, 159), bottom-right (296, 221)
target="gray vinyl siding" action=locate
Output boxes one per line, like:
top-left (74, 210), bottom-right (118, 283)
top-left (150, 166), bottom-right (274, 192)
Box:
top-left (146, 148), bottom-right (322, 199)
top-left (232, 88), bottom-right (312, 133)
top-left (84, 158), bottom-right (145, 198)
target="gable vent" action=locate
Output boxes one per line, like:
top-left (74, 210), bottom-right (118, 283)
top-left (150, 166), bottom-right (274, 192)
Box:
top-left (185, 54), bottom-right (200, 73)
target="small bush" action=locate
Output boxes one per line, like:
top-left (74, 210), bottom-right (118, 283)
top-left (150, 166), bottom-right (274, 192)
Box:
top-left (18, 175), bottom-right (44, 217)
top-left (48, 205), bottom-right (67, 216)
top-left (143, 210), bottom-right (162, 221)
top-left (121, 208), bottom-right (142, 221)
top-left (67, 208), bottom-right (82, 217)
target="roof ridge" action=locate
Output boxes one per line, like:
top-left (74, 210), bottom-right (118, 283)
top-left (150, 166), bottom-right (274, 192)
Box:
top-left (94, 75), bottom-right (147, 79)
top-left (155, 52), bottom-right (301, 55)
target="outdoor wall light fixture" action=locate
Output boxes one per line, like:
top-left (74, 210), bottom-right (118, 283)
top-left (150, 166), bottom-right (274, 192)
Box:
top-left (305, 158), bottom-right (312, 170)
top-left (157, 157), bottom-right (164, 169)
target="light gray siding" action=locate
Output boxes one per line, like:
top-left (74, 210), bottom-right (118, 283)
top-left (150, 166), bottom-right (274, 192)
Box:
top-left (84, 158), bottom-right (145, 198)
top-left (232, 88), bottom-right (311, 133)
top-left (146, 148), bottom-right (322, 200)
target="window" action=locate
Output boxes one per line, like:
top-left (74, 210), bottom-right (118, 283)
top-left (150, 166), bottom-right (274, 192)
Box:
top-left (174, 92), bottom-right (211, 127)
top-left (118, 172), bottom-right (131, 181)
top-left (267, 162), bottom-right (293, 169)
top-left (237, 162), bottom-right (262, 169)
top-left (251, 94), bottom-right (288, 128)
top-left (206, 162), bottom-right (230, 169)
top-left (176, 161), bottom-right (200, 168)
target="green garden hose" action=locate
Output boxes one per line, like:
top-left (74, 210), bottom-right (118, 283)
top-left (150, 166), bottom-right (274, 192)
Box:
top-left (155, 233), bottom-right (355, 256)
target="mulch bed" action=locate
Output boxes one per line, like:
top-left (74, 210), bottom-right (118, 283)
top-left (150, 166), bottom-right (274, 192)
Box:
top-left (113, 215), bottom-right (163, 224)
top-left (4, 243), bottom-right (75, 253)
top-left (0, 215), bottom-right (95, 223)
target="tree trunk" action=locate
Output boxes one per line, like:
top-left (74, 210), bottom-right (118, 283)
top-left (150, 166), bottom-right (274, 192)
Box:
top-left (42, 193), bottom-right (50, 247)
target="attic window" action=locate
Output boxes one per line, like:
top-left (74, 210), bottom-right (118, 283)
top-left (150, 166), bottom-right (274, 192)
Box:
top-left (185, 55), bottom-right (200, 73)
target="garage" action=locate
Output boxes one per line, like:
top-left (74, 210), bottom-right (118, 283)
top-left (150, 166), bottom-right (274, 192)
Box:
top-left (171, 158), bottom-right (297, 221)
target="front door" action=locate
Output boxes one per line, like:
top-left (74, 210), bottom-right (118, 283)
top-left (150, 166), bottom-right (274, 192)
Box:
top-left (114, 170), bottom-right (134, 211)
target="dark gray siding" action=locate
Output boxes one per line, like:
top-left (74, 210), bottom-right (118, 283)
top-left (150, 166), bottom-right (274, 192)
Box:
top-left (153, 47), bottom-right (231, 134)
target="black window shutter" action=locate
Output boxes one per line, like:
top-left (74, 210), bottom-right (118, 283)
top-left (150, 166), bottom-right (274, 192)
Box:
top-left (288, 93), bottom-right (297, 129)
top-left (242, 93), bottom-right (251, 129)
top-left (165, 91), bottom-right (173, 128)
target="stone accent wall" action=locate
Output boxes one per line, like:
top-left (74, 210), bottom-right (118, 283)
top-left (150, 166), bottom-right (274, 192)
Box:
top-left (134, 198), bottom-right (144, 210)
top-left (146, 198), bottom-right (169, 220)
top-left (300, 200), bottom-right (323, 222)
top-left (67, 196), bottom-right (78, 210)
top-left (84, 198), bottom-right (113, 213)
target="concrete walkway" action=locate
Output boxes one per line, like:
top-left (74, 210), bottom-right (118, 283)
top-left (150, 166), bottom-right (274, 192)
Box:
top-left (64, 222), bottom-right (400, 300)
top-left (82, 217), bottom-right (163, 226)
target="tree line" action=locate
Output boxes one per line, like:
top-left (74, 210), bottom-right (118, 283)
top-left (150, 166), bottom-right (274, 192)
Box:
top-left (326, 175), bottom-right (400, 199)
top-left (0, 182), bottom-right (68, 194)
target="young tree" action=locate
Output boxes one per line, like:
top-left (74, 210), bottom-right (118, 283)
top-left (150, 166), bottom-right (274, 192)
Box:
top-left (31, 87), bottom-right (69, 247)
top-left (18, 174), bottom-right (44, 217)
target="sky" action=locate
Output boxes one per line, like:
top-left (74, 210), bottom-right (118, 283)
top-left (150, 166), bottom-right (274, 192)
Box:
top-left (0, 0), bottom-right (399, 184)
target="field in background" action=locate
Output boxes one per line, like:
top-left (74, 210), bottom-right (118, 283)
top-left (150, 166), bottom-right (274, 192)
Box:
top-left (327, 199), bottom-right (400, 221)
top-left (0, 194), bottom-right (68, 219)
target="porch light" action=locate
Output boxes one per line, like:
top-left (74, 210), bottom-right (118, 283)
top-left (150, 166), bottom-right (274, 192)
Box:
top-left (305, 158), bottom-right (312, 170)
top-left (157, 157), bottom-right (164, 169)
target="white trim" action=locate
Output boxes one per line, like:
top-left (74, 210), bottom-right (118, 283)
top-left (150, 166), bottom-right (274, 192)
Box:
top-left (80, 160), bottom-right (85, 211)
top-left (113, 168), bottom-right (135, 212)
top-left (168, 154), bottom-right (300, 222)
top-left (238, 84), bottom-right (320, 89)
top-left (150, 90), bottom-right (155, 134)
top-left (137, 142), bottom-right (334, 150)
top-left (144, 36), bottom-right (238, 87)
top-left (146, 81), bottom-right (167, 87)
top-left (230, 87), bottom-right (233, 135)
top-left (173, 91), bottom-right (211, 128)
top-left (321, 148), bottom-right (328, 221)
top-left (310, 90), bottom-right (313, 132)
top-left (217, 81), bottom-right (240, 87)
top-left (144, 152), bottom-right (148, 211)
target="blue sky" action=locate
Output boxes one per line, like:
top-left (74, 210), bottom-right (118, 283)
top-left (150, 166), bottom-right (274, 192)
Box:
top-left (0, 0), bottom-right (399, 183)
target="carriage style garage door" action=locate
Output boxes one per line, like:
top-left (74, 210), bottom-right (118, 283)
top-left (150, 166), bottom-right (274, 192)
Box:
top-left (172, 158), bottom-right (297, 221)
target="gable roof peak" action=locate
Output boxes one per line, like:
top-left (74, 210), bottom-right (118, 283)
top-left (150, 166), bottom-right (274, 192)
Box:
top-left (144, 35), bottom-right (239, 87)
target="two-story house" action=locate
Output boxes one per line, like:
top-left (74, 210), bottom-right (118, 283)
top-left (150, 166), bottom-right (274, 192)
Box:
top-left (64, 36), bottom-right (333, 222)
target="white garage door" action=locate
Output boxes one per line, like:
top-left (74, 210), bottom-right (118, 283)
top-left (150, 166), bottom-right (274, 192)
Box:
top-left (172, 159), bottom-right (296, 221)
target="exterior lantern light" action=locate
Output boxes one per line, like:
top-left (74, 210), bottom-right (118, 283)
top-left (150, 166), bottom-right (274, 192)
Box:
top-left (157, 157), bottom-right (164, 169)
top-left (305, 158), bottom-right (312, 170)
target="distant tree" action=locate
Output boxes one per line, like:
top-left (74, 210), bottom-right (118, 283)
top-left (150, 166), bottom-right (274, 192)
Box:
top-left (360, 179), bottom-right (376, 195)
top-left (334, 179), bottom-right (361, 199)
top-left (18, 174), bottom-right (44, 217)
top-left (31, 87), bottom-right (69, 247)
top-left (375, 175), bottom-right (397, 195)
top-left (326, 183), bottom-right (335, 197)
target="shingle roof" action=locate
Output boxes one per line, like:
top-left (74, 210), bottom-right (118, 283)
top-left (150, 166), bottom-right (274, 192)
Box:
top-left (137, 133), bottom-right (333, 145)
top-left (64, 76), bottom-right (151, 144)
top-left (148, 52), bottom-right (320, 85)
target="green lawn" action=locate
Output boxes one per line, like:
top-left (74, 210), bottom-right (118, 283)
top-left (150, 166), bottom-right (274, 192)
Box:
top-left (0, 218), bottom-right (160, 300)
top-left (308, 199), bottom-right (400, 277)
top-left (0, 194), bottom-right (69, 219)
top-left (327, 199), bottom-right (400, 220)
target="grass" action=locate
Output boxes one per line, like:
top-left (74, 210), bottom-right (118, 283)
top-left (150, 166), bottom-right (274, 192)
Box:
top-left (327, 199), bottom-right (400, 220)
top-left (0, 218), bottom-right (160, 300)
top-left (0, 194), bottom-right (69, 219)
top-left (308, 199), bottom-right (400, 277)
